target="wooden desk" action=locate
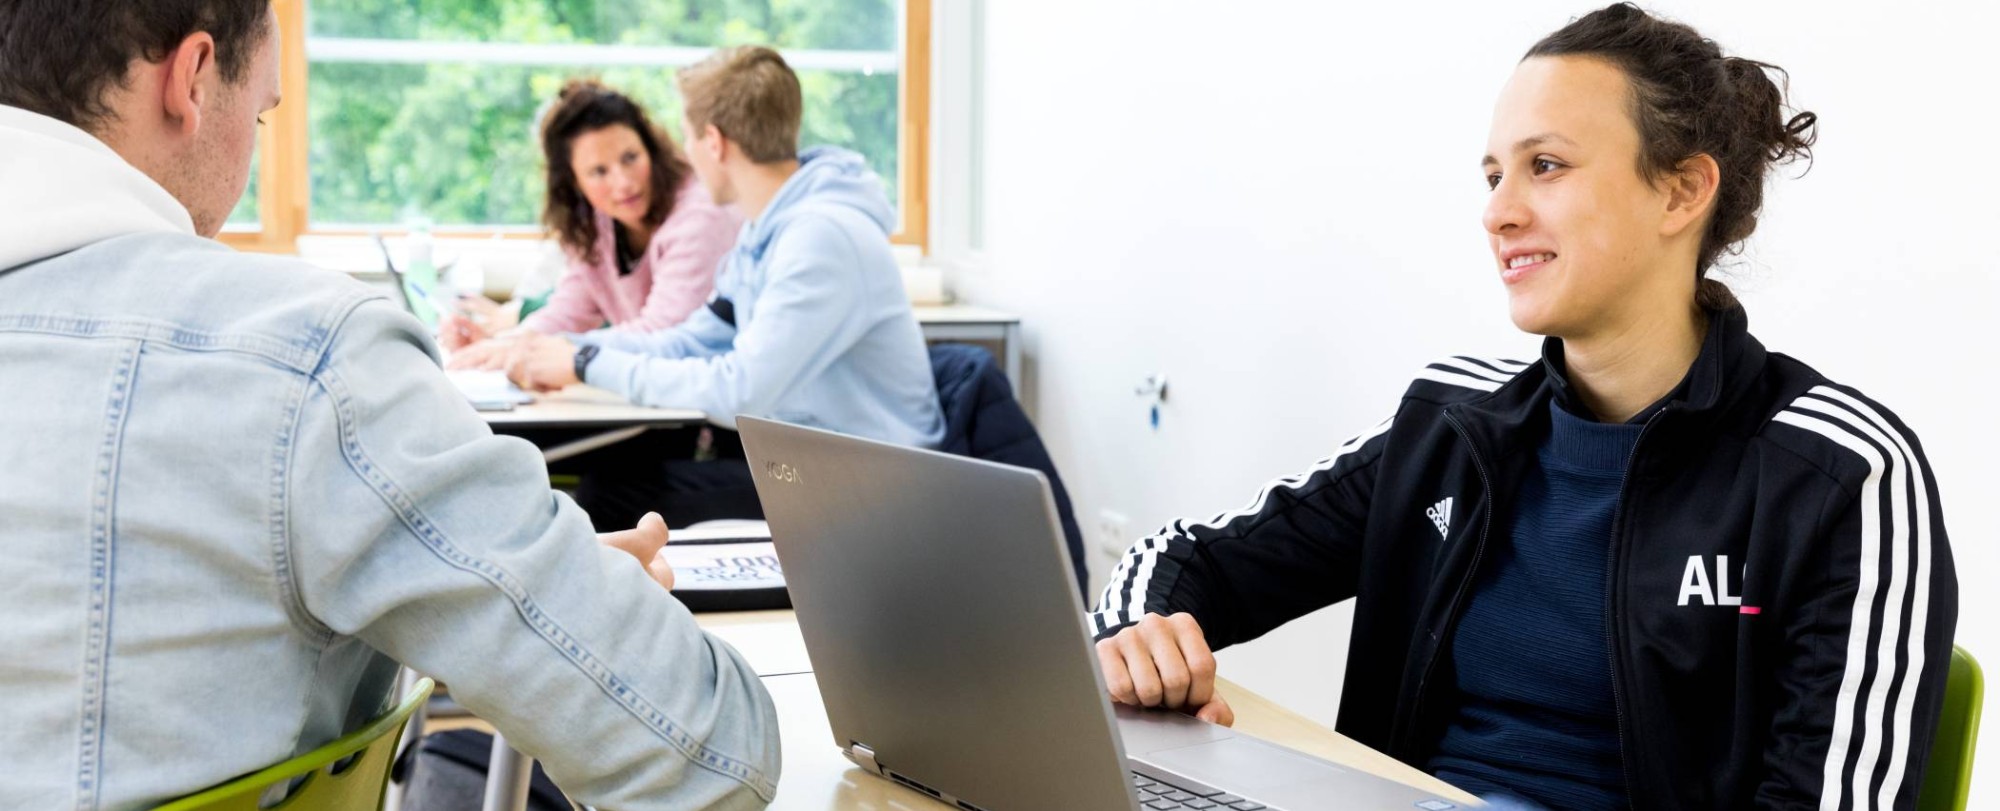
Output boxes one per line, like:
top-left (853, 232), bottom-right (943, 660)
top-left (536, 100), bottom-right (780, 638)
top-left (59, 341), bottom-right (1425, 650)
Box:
top-left (473, 303), bottom-right (1022, 461)
top-left (481, 384), bottom-right (703, 429)
top-left (697, 609), bottom-right (814, 677)
top-left (479, 385), bottom-right (705, 463)
top-left (694, 611), bottom-right (1477, 810)
top-left (470, 610), bottom-right (1474, 810)
top-left (758, 672), bottom-right (1481, 810)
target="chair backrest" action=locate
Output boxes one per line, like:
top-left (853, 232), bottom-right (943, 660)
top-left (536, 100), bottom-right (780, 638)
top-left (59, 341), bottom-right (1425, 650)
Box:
top-left (154, 678), bottom-right (436, 811)
top-left (927, 342), bottom-right (1090, 592)
top-left (1919, 646), bottom-right (1983, 811)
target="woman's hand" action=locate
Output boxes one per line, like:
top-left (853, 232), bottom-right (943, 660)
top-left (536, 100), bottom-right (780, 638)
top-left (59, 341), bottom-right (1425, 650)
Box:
top-left (454, 293), bottom-right (506, 323)
top-left (437, 311), bottom-right (492, 351)
top-left (1094, 612), bottom-right (1234, 726)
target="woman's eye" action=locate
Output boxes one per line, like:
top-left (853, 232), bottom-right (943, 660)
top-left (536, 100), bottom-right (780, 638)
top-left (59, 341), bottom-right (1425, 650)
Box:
top-left (1485, 173), bottom-right (1502, 191)
top-left (1533, 158), bottom-right (1561, 175)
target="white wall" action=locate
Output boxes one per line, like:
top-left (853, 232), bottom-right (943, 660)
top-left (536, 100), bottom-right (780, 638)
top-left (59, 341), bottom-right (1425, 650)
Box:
top-left (951, 0), bottom-right (1999, 802)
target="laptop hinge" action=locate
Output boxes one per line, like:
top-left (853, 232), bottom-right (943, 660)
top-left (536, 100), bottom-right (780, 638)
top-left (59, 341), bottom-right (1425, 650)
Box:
top-left (845, 742), bottom-right (883, 776)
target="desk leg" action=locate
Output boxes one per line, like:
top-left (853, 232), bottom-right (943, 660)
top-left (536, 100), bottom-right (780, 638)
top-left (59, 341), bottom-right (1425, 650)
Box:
top-left (540, 426), bottom-right (649, 464)
top-left (483, 734), bottom-right (533, 811)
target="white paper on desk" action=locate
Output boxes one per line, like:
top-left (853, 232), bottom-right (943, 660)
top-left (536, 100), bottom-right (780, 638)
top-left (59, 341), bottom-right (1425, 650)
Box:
top-left (661, 541), bottom-right (785, 591)
top-left (672, 519), bottom-right (770, 543)
top-left (702, 621), bottom-right (812, 677)
top-left (446, 370), bottom-right (533, 405)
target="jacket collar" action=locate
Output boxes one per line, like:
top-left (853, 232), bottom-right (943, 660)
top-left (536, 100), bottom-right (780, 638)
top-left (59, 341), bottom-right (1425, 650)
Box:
top-left (1544, 305), bottom-right (1766, 425)
top-left (1452, 305), bottom-right (1768, 457)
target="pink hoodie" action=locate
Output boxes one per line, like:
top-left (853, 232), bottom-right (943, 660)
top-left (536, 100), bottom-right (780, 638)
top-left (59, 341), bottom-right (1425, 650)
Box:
top-left (521, 177), bottom-right (741, 335)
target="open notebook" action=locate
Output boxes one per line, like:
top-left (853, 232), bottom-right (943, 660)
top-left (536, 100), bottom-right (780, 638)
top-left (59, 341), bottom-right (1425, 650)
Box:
top-left (660, 519), bottom-right (789, 612)
top-left (445, 369), bottom-right (534, 411)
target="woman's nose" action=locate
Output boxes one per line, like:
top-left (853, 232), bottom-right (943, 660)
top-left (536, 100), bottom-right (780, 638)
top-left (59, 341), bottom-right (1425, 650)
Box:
top-left (1482, 176), bottom-right (1531, 236)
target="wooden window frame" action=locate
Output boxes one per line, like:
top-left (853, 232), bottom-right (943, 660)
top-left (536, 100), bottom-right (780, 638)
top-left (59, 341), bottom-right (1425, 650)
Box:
top-left (221, 0), bottom-right (930, 253)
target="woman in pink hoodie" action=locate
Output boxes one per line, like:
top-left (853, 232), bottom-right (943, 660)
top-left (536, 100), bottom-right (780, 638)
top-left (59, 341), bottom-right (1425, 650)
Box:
top-left (444, 79), bottom-right (739, 354)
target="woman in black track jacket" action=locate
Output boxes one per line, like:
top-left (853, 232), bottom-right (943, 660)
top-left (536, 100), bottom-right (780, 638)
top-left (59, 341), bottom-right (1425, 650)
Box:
top-left (1089, 6), bottom-right (1957, 810)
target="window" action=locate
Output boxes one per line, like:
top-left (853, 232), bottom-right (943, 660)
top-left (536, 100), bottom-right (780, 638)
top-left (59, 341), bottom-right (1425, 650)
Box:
top-left (225, 145), bottom-right (262, 228)
top-left (222, 0), bottom-right (929, 251)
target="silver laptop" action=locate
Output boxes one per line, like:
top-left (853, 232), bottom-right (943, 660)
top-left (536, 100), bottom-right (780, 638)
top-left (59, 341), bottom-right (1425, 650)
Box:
top-left (369, 234), bottom-right (531, 410)
top-left (738, 417), bottom-right (1477, 811)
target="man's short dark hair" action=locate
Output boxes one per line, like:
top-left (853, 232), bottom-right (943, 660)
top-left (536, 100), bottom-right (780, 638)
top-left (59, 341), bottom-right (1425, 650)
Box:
top-left (0, 0), bottom-right (271, 131)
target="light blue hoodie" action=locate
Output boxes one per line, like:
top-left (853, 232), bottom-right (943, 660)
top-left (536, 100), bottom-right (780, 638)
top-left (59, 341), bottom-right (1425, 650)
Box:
top-left (575, 146), bottom-right (944, 449)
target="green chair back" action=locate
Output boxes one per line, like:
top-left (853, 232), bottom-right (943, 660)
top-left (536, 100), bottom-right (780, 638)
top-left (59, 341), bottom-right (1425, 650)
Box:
top-left (1919, 646), bottom-right (1983, 811)
top-left (155, 678), bottom-right (435, 811)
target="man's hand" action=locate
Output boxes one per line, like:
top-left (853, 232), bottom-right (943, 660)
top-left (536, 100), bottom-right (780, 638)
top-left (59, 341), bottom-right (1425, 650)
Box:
top-left (445, 336), bottom-right (513, 371)
top-left (504, 333), bottom-right (582, 392)
top-left (1094, 612), bottom-right (1234, 726)
top-left (599, 512), bottom-right (674, 591)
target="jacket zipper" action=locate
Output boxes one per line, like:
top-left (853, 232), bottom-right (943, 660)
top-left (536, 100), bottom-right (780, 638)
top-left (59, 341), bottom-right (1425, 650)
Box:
top-left (1411, 409), bottom-right (1497, 751)
top-left (1603, 407), bottom-right (1671, 810)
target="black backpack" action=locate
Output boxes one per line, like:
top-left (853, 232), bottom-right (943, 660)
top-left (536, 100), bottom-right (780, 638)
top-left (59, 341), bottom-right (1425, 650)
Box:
top-left (394, 728), bottom-right (572, 811)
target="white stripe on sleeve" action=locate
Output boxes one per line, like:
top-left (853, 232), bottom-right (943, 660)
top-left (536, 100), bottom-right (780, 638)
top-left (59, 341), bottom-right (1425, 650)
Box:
top-left (1774, 405), bottom-right (1900, 811)
top-left (1091, 418), bottom-right (1393, 631)
top-left (1807, 387), bottom-right (1937, 810)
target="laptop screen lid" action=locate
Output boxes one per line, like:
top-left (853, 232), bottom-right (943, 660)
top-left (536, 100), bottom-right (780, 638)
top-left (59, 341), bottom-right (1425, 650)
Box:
top-left (738, 417), bottom-right (1139, 811)
top-left (372, 233), bottom-right (415, 313)
top-left (372, 233), bottom-right (441, 328)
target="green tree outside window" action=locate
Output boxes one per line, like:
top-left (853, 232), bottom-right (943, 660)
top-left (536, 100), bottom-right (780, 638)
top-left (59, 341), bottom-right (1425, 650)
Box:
top-left (306, 0), bottom-right (899, 228)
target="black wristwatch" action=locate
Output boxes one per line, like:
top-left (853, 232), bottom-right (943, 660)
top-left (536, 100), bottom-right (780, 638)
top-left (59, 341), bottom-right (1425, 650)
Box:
top-left (572, 343), bottom-right (601, 383)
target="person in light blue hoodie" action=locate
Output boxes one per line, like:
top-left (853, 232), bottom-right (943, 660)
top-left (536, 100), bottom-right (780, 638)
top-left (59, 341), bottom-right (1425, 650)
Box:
top-left (486, 46), bottom-right (944, 530)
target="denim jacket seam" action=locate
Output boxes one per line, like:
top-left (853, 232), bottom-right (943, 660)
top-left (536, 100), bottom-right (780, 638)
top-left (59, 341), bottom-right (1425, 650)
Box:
top-left (268, 290), bottom-right (390, 644)
top-left (0, 314), bottom-right (328, 371)
top-left (270, 369), bottom-right (337, 644)
top-left (311, 364), bottom-right (777, 799)
top-left (73, 339), bottom-right (140, 811)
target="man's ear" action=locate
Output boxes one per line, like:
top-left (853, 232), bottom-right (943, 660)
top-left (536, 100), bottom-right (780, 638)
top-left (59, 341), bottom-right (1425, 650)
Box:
top-left (704, 123), bottom-right (729, 163)
top-left (1661, 152), bottom-right (1721, 239)
top-left (160, 32), bottom-right (219, 138)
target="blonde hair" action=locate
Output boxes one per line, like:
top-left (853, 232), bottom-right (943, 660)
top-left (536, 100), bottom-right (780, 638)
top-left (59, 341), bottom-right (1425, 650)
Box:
top-left (676, 45), bottom-right (802, 164)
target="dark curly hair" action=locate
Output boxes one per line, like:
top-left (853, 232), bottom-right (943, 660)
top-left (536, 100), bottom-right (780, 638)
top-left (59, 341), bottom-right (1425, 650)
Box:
top-left (540, 79), bottom-right (693, 261)
top-left (0, 0), bottom-right (270, 132)
top-left (1527, 3), bottom-right (1818, 309)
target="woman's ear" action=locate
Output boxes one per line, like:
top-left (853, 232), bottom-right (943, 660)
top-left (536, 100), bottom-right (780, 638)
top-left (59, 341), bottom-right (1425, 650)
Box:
top-left (1661, 153), bottom-right (1721, 239)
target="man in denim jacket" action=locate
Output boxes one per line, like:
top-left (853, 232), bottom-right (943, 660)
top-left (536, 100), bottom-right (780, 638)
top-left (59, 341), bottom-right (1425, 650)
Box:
top-left (0, 3), bottom-right (779, 808)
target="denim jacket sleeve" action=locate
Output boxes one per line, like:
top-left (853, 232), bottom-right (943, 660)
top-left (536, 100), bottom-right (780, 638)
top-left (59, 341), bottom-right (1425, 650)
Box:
top-left (283, 298), bottom-right (780, 808)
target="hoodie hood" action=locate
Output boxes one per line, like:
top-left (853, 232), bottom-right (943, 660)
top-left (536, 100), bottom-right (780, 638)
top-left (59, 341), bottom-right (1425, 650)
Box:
top-left (738, 145), bottom-right (894, 259)
top-left (0, 105), bottom-right (194, 272)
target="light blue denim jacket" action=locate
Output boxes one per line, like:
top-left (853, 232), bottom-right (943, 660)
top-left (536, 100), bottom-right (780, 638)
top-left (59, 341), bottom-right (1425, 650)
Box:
top-left (0, 106), bottom-right (779, 810)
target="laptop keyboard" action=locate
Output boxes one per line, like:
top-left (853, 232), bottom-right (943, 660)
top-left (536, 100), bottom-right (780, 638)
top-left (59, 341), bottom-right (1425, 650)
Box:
top-left (1132, 772), bottom-right (1267, 810)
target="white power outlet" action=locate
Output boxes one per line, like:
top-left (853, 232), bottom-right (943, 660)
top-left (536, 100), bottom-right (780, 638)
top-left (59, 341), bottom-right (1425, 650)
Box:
top-left (1096, 509), bottom-right (1132, 557)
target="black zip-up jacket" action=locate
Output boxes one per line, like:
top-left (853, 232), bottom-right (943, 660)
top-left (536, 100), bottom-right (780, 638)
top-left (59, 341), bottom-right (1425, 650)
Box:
top-left (1091, 307), bottom-right (1957, 810)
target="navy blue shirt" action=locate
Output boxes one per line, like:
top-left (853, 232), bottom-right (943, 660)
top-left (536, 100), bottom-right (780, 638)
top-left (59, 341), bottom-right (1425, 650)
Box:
top-left (1427, 400), bottom-right (1642, 810)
